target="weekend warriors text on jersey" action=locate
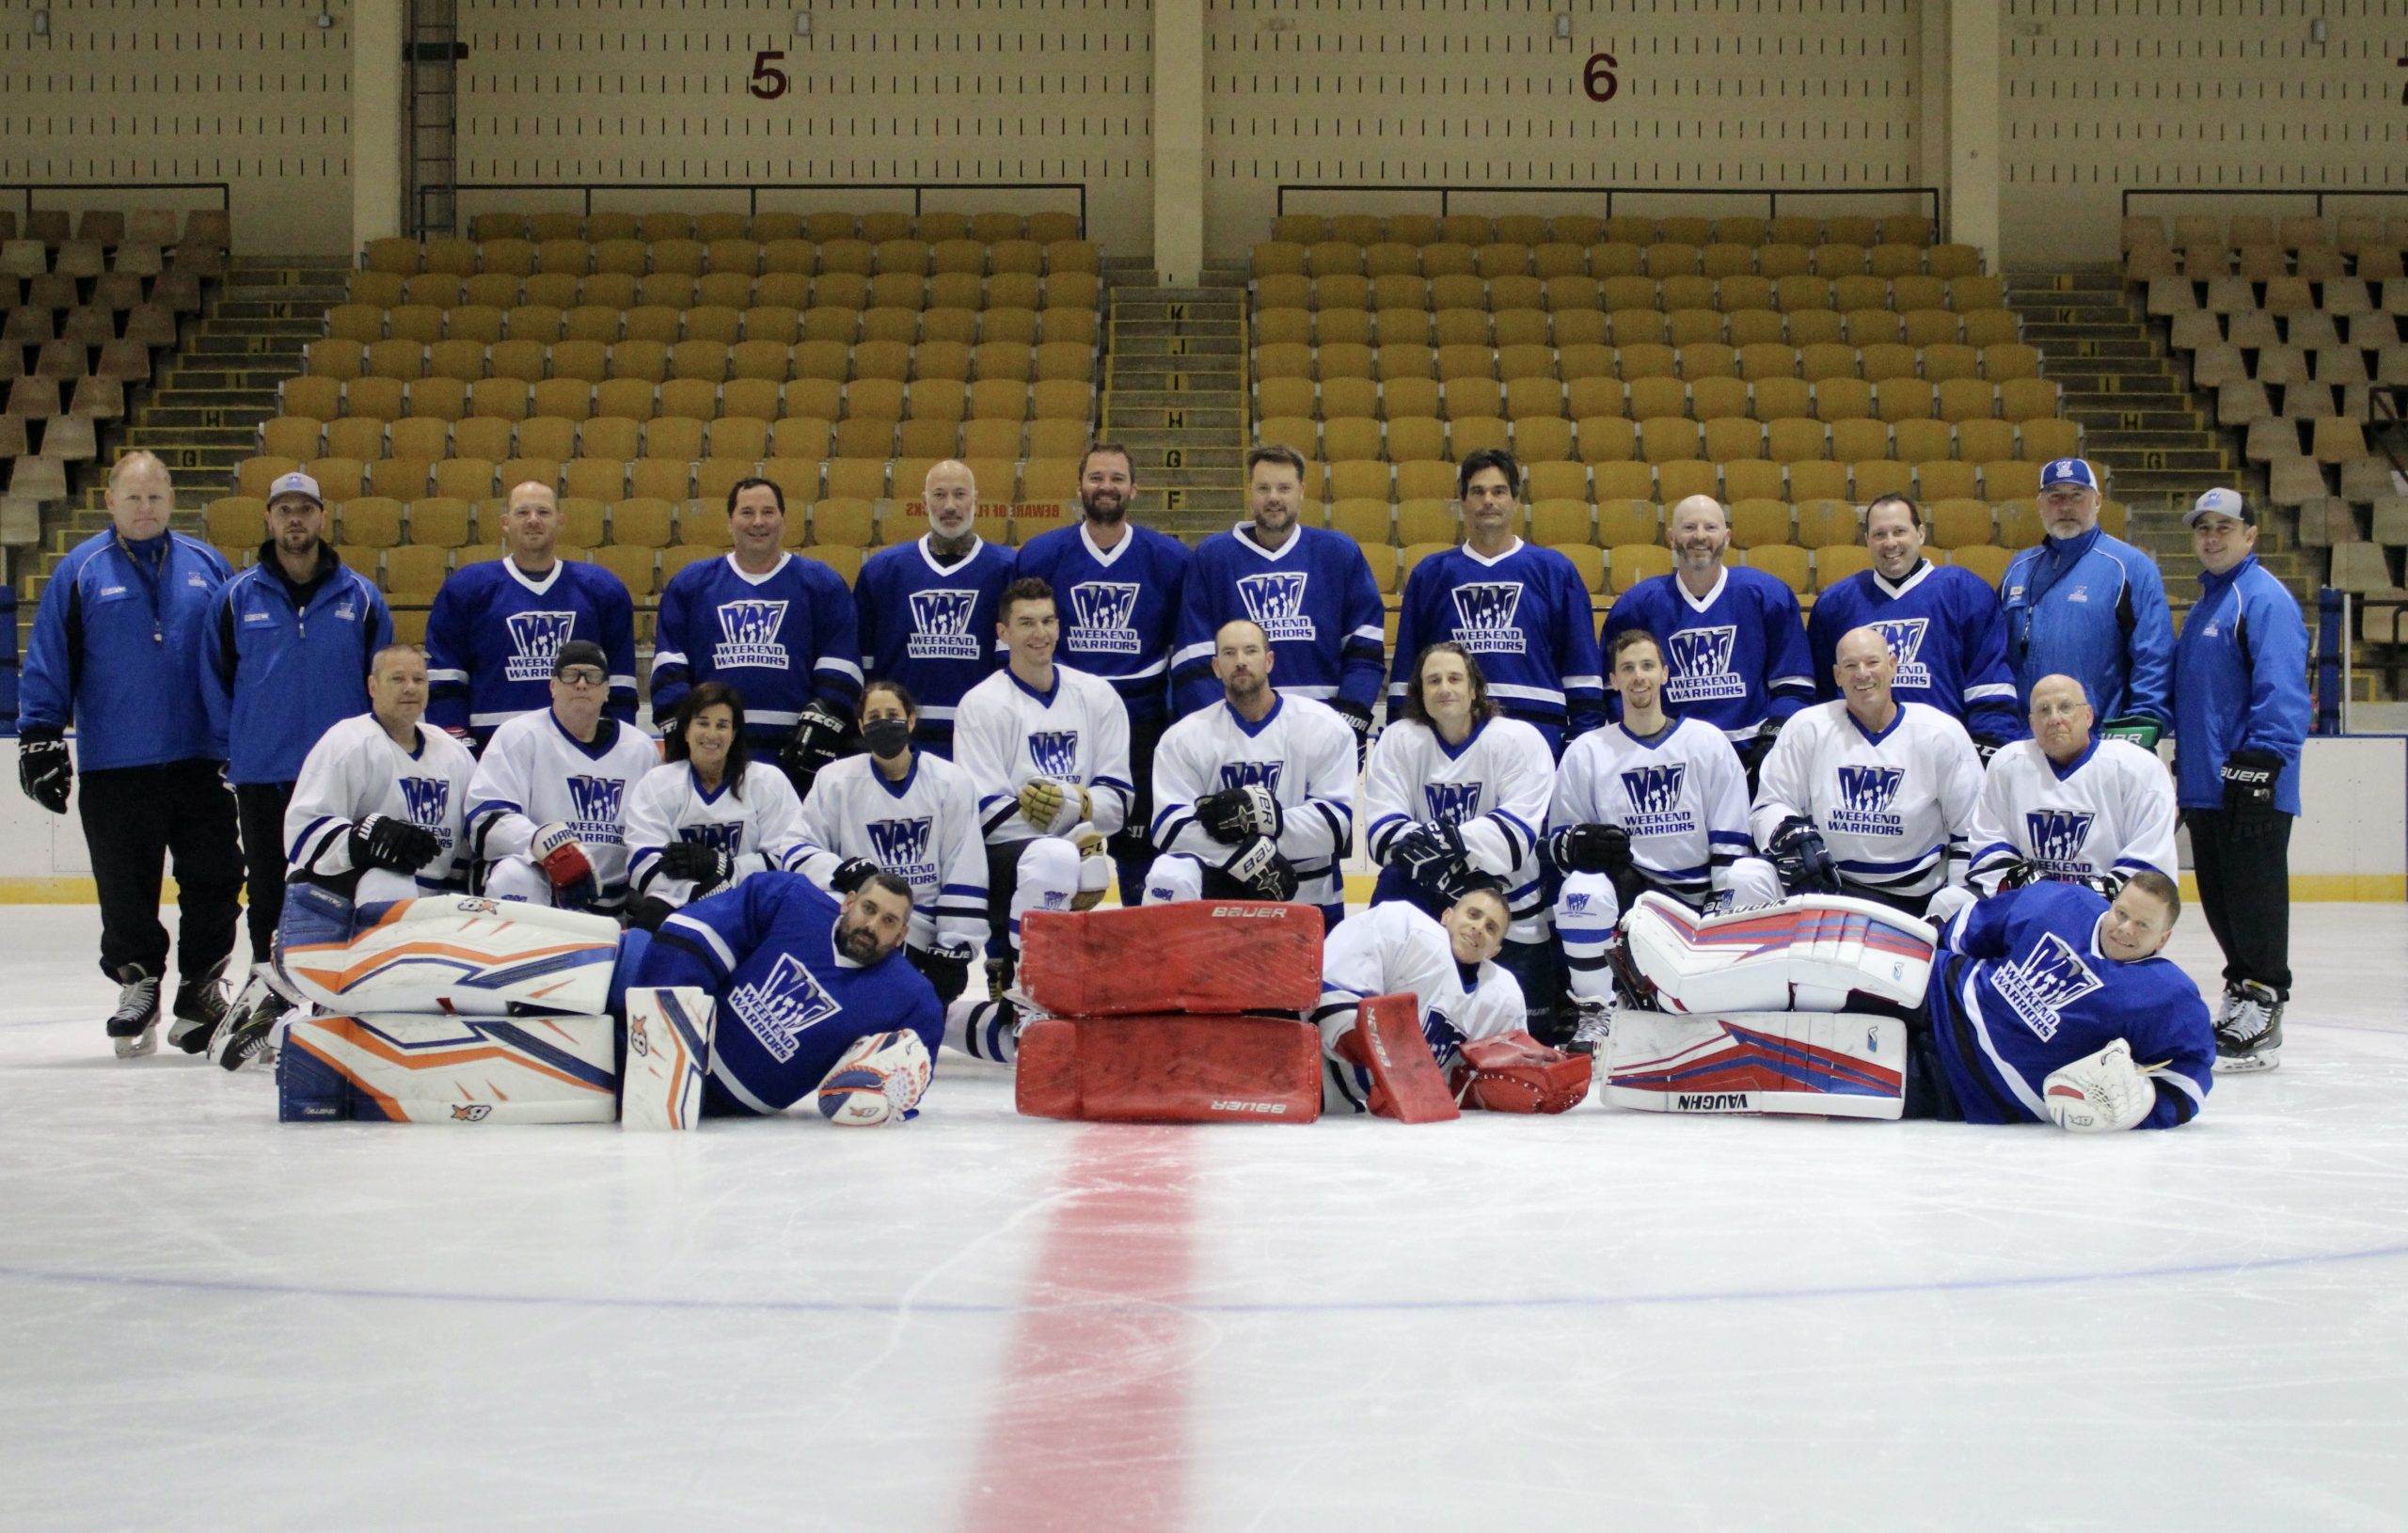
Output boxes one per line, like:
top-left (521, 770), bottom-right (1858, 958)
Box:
top-left (1602, 565), bottom-right (1814, 743)
top-left (952, 664), bottom-right (1136, 845)
top-left (1551, 717), bottom-right (1756, 907)
top-left (1172, 525), bottom-right (1387, 717)
top-left (1806, 560), bottom-right (2023, 743)
top-left (285, 713), bottom-right (477, 892)
top-left (1149, 692), bottom-right (1358, 909)
top-left (465, 712), bottom-right (662, 909)
top-left (1387, 540), bottom-right (1605, 749)
top-left (1362, 715), bottom-right (1555, 939)
top-left (1967, 738), bottom-right (2178, 893)
top-left (796, 751), bottom-right (991, 956)
top-left (424, 558), bottom-right (638, 739)
top-left (623, 761), bottom-right (816, 908)
top-left (1009, 521), bottom-right (1192, 724)
top-left (854, 536), bottom-right (1014, 751)
top-left (650, 551), bottom-right (863, 736)
top-left (1751, 701), bottom-right (1984, 900)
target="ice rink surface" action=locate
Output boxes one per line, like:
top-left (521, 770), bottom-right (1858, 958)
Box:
top-left (3, 904), bottom-right (2406, 1532)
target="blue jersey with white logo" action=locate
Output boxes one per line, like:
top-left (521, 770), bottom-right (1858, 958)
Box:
top-left (2001, 525), bottom-right (2173, 725)
top-left (1386, 539), bottom-right (1606, 752)
top-left (855, 534), bottom-right (1013, 754)
top-left (1805, 560), bottom-right (2022, 744)
top-left (1009, 520), bottom-right (1191, 727)
top-left (651, 551), bottom-right (863, 742)
top-left (1171, 524), bottom-right (1387, 718)
top-left (1930, 881), bottom-right (2212, 1128)
top-left (632, 872), bottom-right (943, 1116)
top-left (424, 557), bottom-right (638, 744)
top-left (18, 529), bottom-right (231, 770)
top-left (1602, 564), bottom-right (1814, 744)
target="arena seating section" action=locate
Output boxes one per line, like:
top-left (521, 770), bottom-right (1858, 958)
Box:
top-left (2128, 213), bottom-right (2408, 609)
top-left (227, 209), bottom-right (1102, 641)
top-left (1247, 211), bottom-right (2099, 618)
top-left (2, 209), bottom-right (230, 503)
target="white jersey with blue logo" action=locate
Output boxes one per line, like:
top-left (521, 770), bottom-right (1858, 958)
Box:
top-left (1362, 714), bottom-right (1555, 940)
top-left (464, 710), bottom-right (662, 910)
top-left (1550, 717), bottom-right (1757, 907)
top-left (1751, 700), bottom-right (1983, 901)
top-left (1149, 691), bottom-right (1358, 909)
top-left (284, 712), bottom-right (477, 893)
top-left (623, 760), bottom-right (816, 909)
top-left (1315, 901), bottom-right (1527, 1110)
top-left (795, 751), bottom-right (991, 956)
top-left (953, 662), bottom-right (1135, 846)
top-left (1967, 737), bottom-right (2178, 894)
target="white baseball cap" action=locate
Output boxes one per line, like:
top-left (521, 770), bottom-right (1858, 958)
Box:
top-left (267, 471), bottom-right (324, 507)
top-left (2184, 486), bottom-right (2256, 527)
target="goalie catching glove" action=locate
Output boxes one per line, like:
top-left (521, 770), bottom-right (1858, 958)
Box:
top-left (1388, 820), bottom-right (1476, 902)
top-left (656, 839), bottom-right (736, 893)
top-left (1545, 821), bottom-right (1631, 877)
top-left (1450, 1030), bottom-right (1592, 1114)
top-left (528, 821), bottom-right (598, 909)
top-left (1196, 783), bottom-right (1282, 844)
top-left (348, 813), bottom-right (442, 873)
top-left (2041, 1037), bottom-right (2158, 1132)
top-left (1018, 777), bottom-right (1092, 835)
top-left (1768, 815), bottom-right (1839, 894)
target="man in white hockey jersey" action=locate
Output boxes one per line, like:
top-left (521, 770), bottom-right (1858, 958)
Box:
top-left (1314, 887), bottom-right (1528, 1114)
top-left (465, 640), bottom-right (661, 914)
top-left (1969, 672), bottom-right (2178, 896)
top-left (952, 577), bottom-right (1134, 973)
top-left (1142, 619), bottom-right (1357, 927)
top-left (1751, 625), bottom-right (1984, 920)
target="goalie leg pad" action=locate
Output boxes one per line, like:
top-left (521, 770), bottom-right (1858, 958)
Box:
top-left (279, 894), bottom-right (624, 1018)
top-left (1603, 1008), bottom-right (1907, 1119)
top-left (1017, 899), bottom-right (1325, 1016)
top-left (278, 1013), bottom-right (618, 1124)
top-left (1618, 893), bottom-right (1937, 1015)
top-left (1554, 872), bottom-right (1624, 1004)
top-left (1014, 1013), bottom-right (1323, 1123)
top-left (621, 988), bottom-right (715, 1131)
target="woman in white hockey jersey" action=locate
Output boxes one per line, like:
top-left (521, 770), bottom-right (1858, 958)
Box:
top-left (1968, 672), bottom-right (2178, 896)
top-left (793, 679), bottom-right (992, 1003)
top-left (1316, 887), bottom-right (1528, 1114)
top-left (623, 682), bottom-right (814, 931)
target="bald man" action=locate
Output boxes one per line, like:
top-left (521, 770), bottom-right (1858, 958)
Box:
top-left (1968, 672), bottom-right (2178, 898)
top-left (1751, 625), bottom-right (1985, 920)
top-left (854, 459), bottom-right (1013, 758)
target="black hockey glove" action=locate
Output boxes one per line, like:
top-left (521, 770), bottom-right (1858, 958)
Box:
top-left (18, 729), bottom-right (71, 815)
top-left (1330, 699), bottom-right (1375, 771)
top-left (1972, 735), bottom-right (2007, 766)
top-left (657, 839), bottom-right (736, 893)
top-left (2220, 749), bottom-right (2282, 819)
top-left (907, 941), bottom-right (975, 1005)
top-left (1768, 815), bottom-right (1840, 894)
top-left (829, 856), bottom-right (881, 894)
top-left (780, 698), bottom-right (855, 796)
top-left (349, 813), bottom-right (443, 872)
top-left (1545, 821), bottom-right (1632, 877)
top-left (623, 894), bottom-right (676, 933)
top-left (1196, 783), bottom-right (1282, 844)
top-left (1222, 835), bottom-right (1300, 902)
top-left (1388, 820), bottom-right (1475, 901)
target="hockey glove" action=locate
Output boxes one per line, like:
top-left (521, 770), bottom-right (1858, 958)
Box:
top-left (1768, 815), bottom-right (1840, 894)
top-left (1389, 821), bottom-right (1475, 902)
top-left (780, 699), bottom-right (855, 796)
top-left (907, 941), bottom-right (975, 1004)
top-left (1972, 735), bottom-right (2006, 766)
top-left (657, 839), bottom-right (736, 893)
top-left (1018, 777), bottom-right (1090, 834)
top-left (17, 729), bottom-right (71, 815)
top-left (1545, 821), bottom-right (1631, 877)
top-left (529, 821), bottom-right (599, 909)
top-left (2041, 1037), bottom-right (2158, 1132)
top-left (2220, 748), bottom-right (2283, 819)
top-left (1222, 834), bottom-right (1300, 902)
top-left (829, 855), bottom-right (881, 894)
top-left (1330, 699), bottom-right (1375, 770)
top-left (1736, 732), bottom-right (1778, 781)
top-left (1196, 783), bottom-right (1282, 844)
top-left (2099, 715), bottom-right (2162, 751)
top-left (349, 813), bottom-right (443, 873)
top-left (623, 893), bottom-right (676, 933)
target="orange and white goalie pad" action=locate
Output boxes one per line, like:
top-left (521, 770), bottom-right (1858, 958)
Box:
top-left (1617, 893), bottom-right (1936, 1016)
top-left (621, 988), bottom-right (715, 1131)
top-left (1603, 1009), bottom-right (1908, 1120)
top-left (1017, 900), bottom-right (1324, 1017)
top-left (279, 892), bottom-right (622, 1019)
top-left (278, 1013), bottom-right (618, 1124)
top-left (1015, 1013), bottom-right (1323, 1123)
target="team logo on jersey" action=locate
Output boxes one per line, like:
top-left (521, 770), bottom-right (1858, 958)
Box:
top-left (397, 778), bottom-right (454, 846)
top-left (1027, 730), bottom-right (1080, 779)
top-left (1237, 571), bottom-right (1316, 642)
top-left (711, 599), bottom-right (790, 669)
top-left (726, 952), bottom-right (843, 1063)
top-left (1872, 617), bottom-right (1932, 690)
top-left (2024, 809), bottom-right (2098, 874)
top-left (866, 816), bottom-right (938, 882)
top-left (1066, 581), bottom-right (1141, 655)
top-left (907, 589), bottom-right (983, 661)
top-left (1828, 765), bottom-right (1905, 835)
top-left (1449, 583), bottom-right (1527, 656)
top-left (1665, 626), bottom-right (1746, 703)
top-left (1217, 761), bottom-right (1285, 794)
top-left (564, 775), bottom-right (627, 843)
top-left (679, 823), bottom-right (744, 856)
top-left (1619, 762), bottom-right (1696, 836)
top-left (504, 610), bottom-right (578, 682)
top-left (1423, 782), bottom-right (1483, 826)
top-left (1420, 1008), bottom-right (1469, 1066)
top-left (1989, 931), bottom-right (2103, 1043)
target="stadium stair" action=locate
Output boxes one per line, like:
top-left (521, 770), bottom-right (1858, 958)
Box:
top-left (1102, 259), bottom-right (1248, 538)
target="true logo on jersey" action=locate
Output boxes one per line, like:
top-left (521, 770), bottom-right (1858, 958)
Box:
top-left (727, 952), bottom-right (843, 1063)
top-left (1449, 582), bottom-right (1526, 655)
top-left (1423, 781), bottom-right (1483, 825)
top-left (1217, 760), bottom-right (1285, 795)
top-left (2024, 809), bottom-right (2098, 874)
top-left (1872, 617), bottom-right (1932, 690)
top-left (1067, 581), bottom-right (1141, 655)
top-left (1027, 730), bottom-right (1080, 779)
top-left (1619, 762), bottom-right (1696, 836)
top-left (711, 599), bottom-right (790, 669)
top-left (564, 775), bottom-right (627, 843)
top-left (1828, 765), bottom-right (1906, 835)
top-left (866, 816), bottom-right (938, 883)
top-left (1665, 625), bottom-right (1746, 703)
top-left (397, 777), bottom-right (454, 846)
top-left (907, 589), bottom-right (983, 661)
top-left (1989, 931), bottom-right (2103, 1042)
top-left (1237, 571), bottom-right (1316, 642)
top-left (504, 610), bottom-right (577, 682)
top-left (679, 822), bottom-right (744, 856)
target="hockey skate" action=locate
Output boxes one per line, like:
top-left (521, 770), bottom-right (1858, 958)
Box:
top-left (1566, 998), bottom-right (1614, 1057)
top-left (105, 964), bottom-right (161, 1059)
top-left (2213, 980), bottom-right (2284, 1073)
top-left (166, 958), bottom-right (231, 1055)
top-left (213, 963), bottom-right (301, 1073)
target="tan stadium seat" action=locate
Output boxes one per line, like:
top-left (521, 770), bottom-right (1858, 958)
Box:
top-left (1815, 545), bottom-right (1875, 590)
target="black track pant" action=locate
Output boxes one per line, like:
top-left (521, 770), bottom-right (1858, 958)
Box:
top-left (233, 781), bottom-right (294, 965)
top-left (2184, 807), bottom-right (2292, 997)
top-left (77, 759), bottom-right (244, 983)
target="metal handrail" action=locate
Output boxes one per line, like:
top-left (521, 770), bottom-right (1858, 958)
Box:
top-left (2121, 187), bottom-right (2408, 219)
top-left (436, 182), bottom-right (1087, 238)
top-left (1, 182), bottom-right (232, 221)
top-left (1275, 182), bottom-right (1943, 236)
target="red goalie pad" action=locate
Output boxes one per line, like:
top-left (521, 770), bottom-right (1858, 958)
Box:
top-left (1450, 1031), bottom-right (1593, 1114)
top-left (1017, 901), bottom-right (1324, 1017)
top-left (1014, 1014), bottom-right (1323, 1124)
top-left (1337, 992), bottom-right (1460, 1124)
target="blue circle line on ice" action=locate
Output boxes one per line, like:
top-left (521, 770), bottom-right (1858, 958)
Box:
top-left (7, 1241), bottom-right (2408, 1316)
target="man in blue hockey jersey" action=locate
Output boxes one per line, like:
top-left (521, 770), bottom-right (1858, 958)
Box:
top-left (1172, 444), bottom-right (1386, 764)
top-left (425, 481), bottom-right (638, 748)
top-left (1010, 442), bottom-right (1191, 902)
top-left (2171, 487), bottom-right (2311, 1073)
top-left (1387, 448), bottom-right (1605, 756)
top-left (649, 476), bottom-right (863, 794)
top-left (1806, 494), bottom-right (2021, 755)
top-left (1602, 494), bottom-right (1814, 782)
top-left (854, 460), bottom-right (1011, 758)
top-left (2000, 458), bottom-right (2172, 742)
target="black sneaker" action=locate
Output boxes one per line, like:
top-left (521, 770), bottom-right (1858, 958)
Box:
top-left (2213, 980), bottom-right (2284, 1073)
top-left (167, 959), bottom-right (232, 1055)
top-left (106, 964), bottom-right (161, 1059)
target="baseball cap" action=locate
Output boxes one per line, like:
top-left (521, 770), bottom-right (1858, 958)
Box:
top-left (267, 471), bottom-right (324, 506)
top-left (2037, 458), bottom-right (2099, 493)
top-left (2184, 486), bottom-right (2257, 527)
top-left (552, 639), bottom-right (610, 677)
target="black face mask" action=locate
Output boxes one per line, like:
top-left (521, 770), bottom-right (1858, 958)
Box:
top-left (863, 718), bottom-right (913, 759)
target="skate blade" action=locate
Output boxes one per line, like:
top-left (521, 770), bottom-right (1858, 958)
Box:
top-left (166, 1019), bottom-right (217, 1054)
top-left (113, 1025), bottom-right (159, 1060)
top-left (2212, 1049), bottom-right (2280, 1074)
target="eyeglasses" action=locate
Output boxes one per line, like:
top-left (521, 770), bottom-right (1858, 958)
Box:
top-left (555, 668), bottom-right (607, 687)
